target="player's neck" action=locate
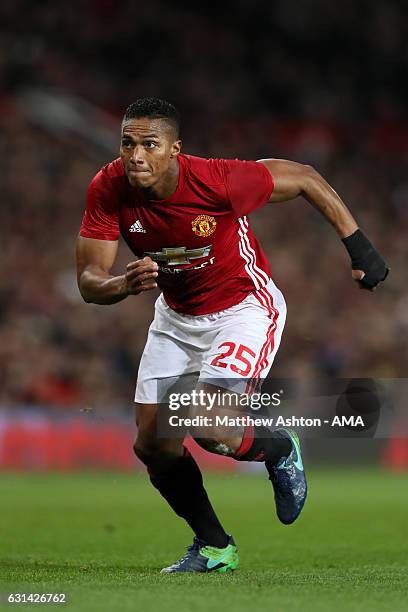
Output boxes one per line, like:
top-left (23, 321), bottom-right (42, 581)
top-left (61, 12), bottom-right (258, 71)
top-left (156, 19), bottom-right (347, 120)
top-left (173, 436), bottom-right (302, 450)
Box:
top-left (142, 157), bottom-right (180, 201)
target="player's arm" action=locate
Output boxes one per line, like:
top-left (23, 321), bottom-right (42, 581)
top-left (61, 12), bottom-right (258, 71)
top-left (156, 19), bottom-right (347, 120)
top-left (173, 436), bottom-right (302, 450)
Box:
top-left (258, 158), bottom-right (389, 290)
top-left (76, 235), bottom-right (158, 305)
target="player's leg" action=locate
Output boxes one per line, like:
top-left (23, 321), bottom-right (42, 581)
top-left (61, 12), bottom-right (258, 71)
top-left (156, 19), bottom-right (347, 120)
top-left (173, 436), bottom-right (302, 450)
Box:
top-left (134, 402), bottom-right (229, 548)
top-left (189, 381), bottom-right (292, 464)
top-left (191, 396), bottom-right (306, 525)
top-left (192, 280), bottom-right (307, 525)
top-left (134, 403), bottom-right (238, 573)
top-left (134, 296), bottom-right (238, 572)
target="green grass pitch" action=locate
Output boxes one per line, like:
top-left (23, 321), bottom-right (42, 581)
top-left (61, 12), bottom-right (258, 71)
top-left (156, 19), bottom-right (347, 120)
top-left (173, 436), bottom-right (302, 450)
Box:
top-left (1, 469), bottom-right (407, 611)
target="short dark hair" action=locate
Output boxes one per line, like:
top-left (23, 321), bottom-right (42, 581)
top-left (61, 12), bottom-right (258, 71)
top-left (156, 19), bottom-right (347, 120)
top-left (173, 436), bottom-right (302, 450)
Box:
top-left (123, 97), bottom-right (180, 137)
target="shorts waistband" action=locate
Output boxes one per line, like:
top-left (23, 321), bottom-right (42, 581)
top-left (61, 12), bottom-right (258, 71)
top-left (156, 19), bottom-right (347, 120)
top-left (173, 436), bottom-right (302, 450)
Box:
top-left (158, 279), bottom-right (275, 321)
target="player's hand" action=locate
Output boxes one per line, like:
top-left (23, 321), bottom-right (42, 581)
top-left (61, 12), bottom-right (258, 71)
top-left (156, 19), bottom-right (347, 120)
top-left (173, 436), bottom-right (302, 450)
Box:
top-left (351, 269), bottom-right (378, 291)
top-left (342, 230), bottom-right (389, 291)
top-left (125, 257), bottom-right (159, 294)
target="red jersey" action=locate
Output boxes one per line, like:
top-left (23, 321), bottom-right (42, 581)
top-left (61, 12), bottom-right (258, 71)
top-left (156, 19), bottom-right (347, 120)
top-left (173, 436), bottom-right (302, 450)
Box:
top-left (80, 154), bottom-right (274, 315)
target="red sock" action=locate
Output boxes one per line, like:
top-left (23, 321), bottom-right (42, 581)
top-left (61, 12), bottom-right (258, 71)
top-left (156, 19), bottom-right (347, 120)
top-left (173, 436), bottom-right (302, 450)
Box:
top-left (233, 425), bottom-right (291, 463)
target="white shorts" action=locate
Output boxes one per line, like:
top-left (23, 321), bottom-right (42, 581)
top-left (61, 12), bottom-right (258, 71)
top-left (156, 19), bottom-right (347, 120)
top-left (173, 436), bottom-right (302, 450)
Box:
top-left (135, 279), bottom-right (286, 404)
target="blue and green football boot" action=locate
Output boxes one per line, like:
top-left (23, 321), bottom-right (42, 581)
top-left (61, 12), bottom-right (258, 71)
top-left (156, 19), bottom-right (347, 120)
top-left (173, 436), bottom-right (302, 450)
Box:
top-left (160, 535), bottom-right (239, 573)
top-left (266, 428), bottom-right (307, 524)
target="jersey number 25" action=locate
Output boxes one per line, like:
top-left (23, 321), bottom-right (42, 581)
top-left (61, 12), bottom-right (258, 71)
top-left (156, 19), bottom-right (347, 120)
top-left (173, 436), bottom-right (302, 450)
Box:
top-left (210, 342), bottom-right (256, 376)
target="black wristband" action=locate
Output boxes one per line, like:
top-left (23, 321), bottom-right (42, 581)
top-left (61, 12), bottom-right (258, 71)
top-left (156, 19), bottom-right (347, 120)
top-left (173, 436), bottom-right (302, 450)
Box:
top-left (342, 229), bottom-right (389, 288)
top-left (342, 229), bottom-right (374, 269)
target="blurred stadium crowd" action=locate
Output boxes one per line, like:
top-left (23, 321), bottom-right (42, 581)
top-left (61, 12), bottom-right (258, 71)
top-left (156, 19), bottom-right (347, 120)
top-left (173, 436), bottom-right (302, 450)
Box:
top-left (1, 0), bottom-right (407, 411)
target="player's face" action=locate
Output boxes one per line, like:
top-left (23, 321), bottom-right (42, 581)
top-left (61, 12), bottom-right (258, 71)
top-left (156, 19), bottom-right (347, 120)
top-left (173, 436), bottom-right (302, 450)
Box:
top-left (120, 118), bottom-right (181, 189)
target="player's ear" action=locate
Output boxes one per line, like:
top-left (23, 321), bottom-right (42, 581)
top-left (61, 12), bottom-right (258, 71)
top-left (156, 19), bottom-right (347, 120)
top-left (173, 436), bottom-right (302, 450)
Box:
top-left (170, 139), bottom-right (182, 158)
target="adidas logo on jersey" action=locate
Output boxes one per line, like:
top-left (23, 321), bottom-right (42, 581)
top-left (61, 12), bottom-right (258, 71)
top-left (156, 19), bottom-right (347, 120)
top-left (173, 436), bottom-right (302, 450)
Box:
top-left (129, 220), bottom-right (146, 233)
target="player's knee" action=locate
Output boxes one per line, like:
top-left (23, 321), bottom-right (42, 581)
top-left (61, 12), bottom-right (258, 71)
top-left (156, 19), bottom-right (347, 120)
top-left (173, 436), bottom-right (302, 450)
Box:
top-left (193, 435), bottom-right (235, 457)
top-left (133, 439), bottom-right (160, 466)
top-left (189, 419), bottom-right (231, 451)
top-left (133, 437), bottom-right (181, 467)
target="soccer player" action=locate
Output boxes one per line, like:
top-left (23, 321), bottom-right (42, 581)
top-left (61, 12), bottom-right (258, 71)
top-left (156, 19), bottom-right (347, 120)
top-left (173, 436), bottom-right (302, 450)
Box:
top-left (76, 98), bottom-right (388, 573)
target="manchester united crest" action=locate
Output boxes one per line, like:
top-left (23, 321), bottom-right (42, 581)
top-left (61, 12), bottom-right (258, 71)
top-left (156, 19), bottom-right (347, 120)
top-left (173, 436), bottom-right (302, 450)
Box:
top-left (191, 215), bottom-right (217, 237)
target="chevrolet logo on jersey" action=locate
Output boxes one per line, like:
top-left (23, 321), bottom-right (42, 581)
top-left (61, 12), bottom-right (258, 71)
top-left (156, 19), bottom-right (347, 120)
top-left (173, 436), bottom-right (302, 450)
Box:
top-left (144, 246), bottom-right (212, 266)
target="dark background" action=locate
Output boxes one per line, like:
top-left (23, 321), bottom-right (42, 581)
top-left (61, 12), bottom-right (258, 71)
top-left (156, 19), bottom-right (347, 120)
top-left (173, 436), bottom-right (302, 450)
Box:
top-left (1, 9), bottom-right (406, 608)
top-left (1, 0), bottom-right (406, 416)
